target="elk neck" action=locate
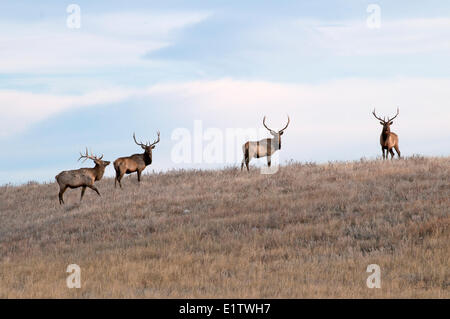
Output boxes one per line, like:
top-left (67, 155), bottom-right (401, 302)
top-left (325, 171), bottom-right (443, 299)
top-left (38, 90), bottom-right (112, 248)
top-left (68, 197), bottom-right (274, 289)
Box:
top-left (272, 135), bottom-right (281, 150)
top-left (381, 126), bottom-right (390, 142)
top-left (143, 150), bottom-right (152, 165)
top-left (93, 163), bottom-right (106, 181)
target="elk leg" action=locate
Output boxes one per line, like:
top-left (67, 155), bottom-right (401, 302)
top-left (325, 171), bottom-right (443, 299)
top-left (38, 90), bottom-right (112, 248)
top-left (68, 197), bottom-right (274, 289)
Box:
top-left (137, 170), bottom-right (141, 183)
top-left (117, 172), bottom-right (124, 188)
top-left (241, 157), bottom-right (249, 171)
top-left (381, 147), bottom-right (386, 160)
top-left (394, 145), bottom-right (401, 159)
top-left (243, 148), bottom-right (250, 172)
top-left (115, 168), bottom-right (122, 188)
top-left (267, 156), bottom-right (271, 167)
top-left (80, 186), bottom-right (86, 202)
top-left (389, 148), bottom-right (395, 160)
top-left (241, 153), bottom-right (248, 171)
top-left (58, 186), bottom-right (68, 205)
top-left (89, 185), bottom-right (101, 196)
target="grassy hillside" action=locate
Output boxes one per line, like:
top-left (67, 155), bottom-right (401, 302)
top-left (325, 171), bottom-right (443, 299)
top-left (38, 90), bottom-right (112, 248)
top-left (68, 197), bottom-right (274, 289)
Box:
top-left (0, 156), bottom-right (449, 298)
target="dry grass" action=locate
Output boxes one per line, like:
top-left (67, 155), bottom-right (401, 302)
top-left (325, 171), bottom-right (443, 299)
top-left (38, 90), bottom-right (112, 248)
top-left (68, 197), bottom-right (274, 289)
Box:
top-left (0, 156), bottom-right (449, 298)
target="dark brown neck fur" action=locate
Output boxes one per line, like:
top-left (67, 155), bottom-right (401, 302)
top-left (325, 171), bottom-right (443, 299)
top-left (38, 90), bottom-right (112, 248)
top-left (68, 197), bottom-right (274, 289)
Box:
top-left (381, 127), bottom-right (390, 142)
top-left (272, 136), bottom-right (281, 150)
top-left (93, 163), bottom-right (106, 181)
top-left (143, 151), bottom-right (152, 166)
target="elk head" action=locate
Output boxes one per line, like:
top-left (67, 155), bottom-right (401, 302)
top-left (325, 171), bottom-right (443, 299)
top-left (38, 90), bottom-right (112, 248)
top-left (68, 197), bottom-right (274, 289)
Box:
top-left (133, 131), bottom-right (160, 157)
top-left (372, 108), bottom-right (399, 135)
top-left (263, 115), bottom-right (290, 148)
top-left (78, 148), bottom-right (110, 167)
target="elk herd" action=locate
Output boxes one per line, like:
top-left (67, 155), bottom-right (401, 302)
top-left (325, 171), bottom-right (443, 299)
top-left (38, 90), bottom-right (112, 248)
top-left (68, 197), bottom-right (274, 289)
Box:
top-left (55, 108), bottom-right (401, 204)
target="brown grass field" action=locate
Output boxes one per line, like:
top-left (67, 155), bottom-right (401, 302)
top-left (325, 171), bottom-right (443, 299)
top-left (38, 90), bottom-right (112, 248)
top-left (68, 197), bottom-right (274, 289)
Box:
top-left (0, 156), bottom-right (449, 298)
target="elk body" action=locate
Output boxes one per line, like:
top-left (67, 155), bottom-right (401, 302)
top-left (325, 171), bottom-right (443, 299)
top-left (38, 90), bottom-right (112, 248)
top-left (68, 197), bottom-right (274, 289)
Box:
top-left (372, 108), bottom-right (401, 160)
top-left (55, 149), bottom-right (110, 205)
top-left (113, 131), bottom-right (160, 188)
top-left (241, 116), bottom-right (290, 171)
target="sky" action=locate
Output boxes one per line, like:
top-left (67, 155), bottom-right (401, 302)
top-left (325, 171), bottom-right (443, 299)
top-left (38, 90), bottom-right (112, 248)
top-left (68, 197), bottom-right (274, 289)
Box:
top-left (1, 0), bottom-right (450, 184)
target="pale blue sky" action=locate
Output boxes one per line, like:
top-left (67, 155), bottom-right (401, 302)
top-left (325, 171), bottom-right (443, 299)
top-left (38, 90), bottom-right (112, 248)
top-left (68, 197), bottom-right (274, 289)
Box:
top-left (1, 1), bottom-right (450, 184)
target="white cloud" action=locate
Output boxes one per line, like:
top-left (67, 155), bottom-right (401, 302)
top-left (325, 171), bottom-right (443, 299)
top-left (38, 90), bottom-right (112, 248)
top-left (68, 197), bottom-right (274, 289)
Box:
top-left (2, 77), bottom-right (450, 160)
top-left (241, 17), bottom-right (450, 60)
top-left (295, 18), bottom-right (450, 55)
top-left (146, 78), bottom-right (450, 145)
top-left (0, 11), bottom-right (211, 72)
top-left (88, 12), bottom-right (211, 38)
top-left (146, 77), bottom-right (450, 161)
top-left (5, 14), bottom-right (448, 75)
top-left (0, 88), bottom-right (138, 137)
top-left (145, 77), bottom-right (450, 121)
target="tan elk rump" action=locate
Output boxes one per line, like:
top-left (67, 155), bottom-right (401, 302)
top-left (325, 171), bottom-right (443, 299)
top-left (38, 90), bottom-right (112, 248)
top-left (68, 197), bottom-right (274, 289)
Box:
top-left (55, 149), bottom-right (110, 205)
top-left (113, 131), bottom-right (160, 188)
top-left (372, 108), bottom-right (401, 160)
top-left (241, 115), bottom-right (290, 171)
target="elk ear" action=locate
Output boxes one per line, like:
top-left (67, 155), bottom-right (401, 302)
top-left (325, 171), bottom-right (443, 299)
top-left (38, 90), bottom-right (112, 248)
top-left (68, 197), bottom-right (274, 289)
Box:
top-left (380, 121), bottom-right (384, 125)
top-left (389, 121), bottom-right (394, 125)
top-left (151, 145), bottom-right (156, 149)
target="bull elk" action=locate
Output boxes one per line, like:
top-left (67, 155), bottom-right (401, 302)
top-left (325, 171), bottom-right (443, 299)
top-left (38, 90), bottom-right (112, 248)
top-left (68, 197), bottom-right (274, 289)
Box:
top-left (113, 131), bottom-right (160, 188)
top-left (372, 107), bottom-right (401, 160)
top-left (55, 149), bottom-right (110, 205)
top-left (241, 115), bottom-right (290, 171)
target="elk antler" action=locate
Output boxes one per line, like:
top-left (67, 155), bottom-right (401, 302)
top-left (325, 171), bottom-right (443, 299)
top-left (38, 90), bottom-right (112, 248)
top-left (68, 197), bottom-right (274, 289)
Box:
top-left (133, 132), bottom-right (146, 148)
top-left (279, 115), bottom-right (290, 132)
top-left (387, 108), bottom-right (399, 122)
top-left (78, 148), bottom-right (102, 162)
top-left (263, 116), bottom-right (290, 133)
top-left (134, 131), bottom-right (160, 148)
top-left (263, 116), bottom-right (276, 134)
top-left (150, 131), bottom-right (160, 147)
top-left (372, 108), bottom-right (386, 123)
